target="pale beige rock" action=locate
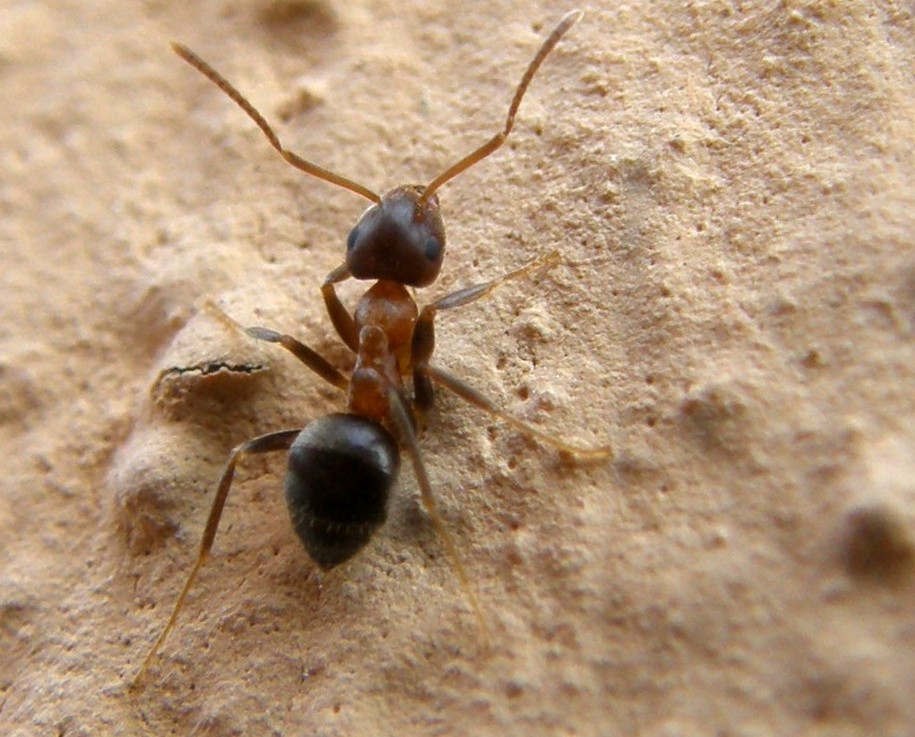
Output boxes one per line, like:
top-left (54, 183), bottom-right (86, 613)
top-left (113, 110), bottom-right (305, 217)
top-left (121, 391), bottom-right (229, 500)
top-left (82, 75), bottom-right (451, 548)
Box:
top-left (2, 1), bottom-right (914, 735)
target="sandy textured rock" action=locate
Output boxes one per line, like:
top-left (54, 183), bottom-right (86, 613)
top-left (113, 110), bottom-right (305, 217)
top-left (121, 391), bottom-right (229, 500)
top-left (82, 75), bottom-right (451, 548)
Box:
top-left (2, 1), bottom-right (914, 735)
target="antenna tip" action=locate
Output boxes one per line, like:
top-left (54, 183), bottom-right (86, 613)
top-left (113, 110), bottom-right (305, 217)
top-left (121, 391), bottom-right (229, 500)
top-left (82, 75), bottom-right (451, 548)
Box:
top-left (563, 9), bottom-right (585, 26)
top-left (170, 41), bottom-right (192, 60)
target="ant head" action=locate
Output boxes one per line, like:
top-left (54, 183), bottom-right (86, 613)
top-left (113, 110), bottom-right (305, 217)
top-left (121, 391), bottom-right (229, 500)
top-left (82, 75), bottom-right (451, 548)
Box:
top-left (345, 185), bottom-right (446, 288)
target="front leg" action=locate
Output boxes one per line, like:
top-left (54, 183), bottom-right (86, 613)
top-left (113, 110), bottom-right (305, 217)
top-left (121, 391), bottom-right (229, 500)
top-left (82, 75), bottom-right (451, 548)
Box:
top-left (321, 263), bottom-right (359, 352)
top-left (411, 305), bottom-right (437, 413)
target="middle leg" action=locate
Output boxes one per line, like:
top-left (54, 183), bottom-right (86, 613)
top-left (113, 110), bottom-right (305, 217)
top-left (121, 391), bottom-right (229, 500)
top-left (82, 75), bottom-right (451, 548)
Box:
top-left (412, 251), bottom-right (560, 412)
top-left (203, 301), bottom-right (348, 391)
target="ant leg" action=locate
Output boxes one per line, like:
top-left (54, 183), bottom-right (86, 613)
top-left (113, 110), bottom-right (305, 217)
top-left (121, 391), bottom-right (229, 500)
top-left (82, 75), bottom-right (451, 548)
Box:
top-left (245, 327), bottom-right (348, 391)
top-left (412, 251), bottom-right (560, 412)
top-left (430, 250), bottom-right (560, 314)
top-left (427, 364), bottom-right (613, 459)
top-left (201, 302), bottom-right (348, 391)
top-left (386, 389), bottom-right (490, 647)
top-left (320, 264), bottom-right (359, 352)
top-left (131, 429), bottom-right (300, 688)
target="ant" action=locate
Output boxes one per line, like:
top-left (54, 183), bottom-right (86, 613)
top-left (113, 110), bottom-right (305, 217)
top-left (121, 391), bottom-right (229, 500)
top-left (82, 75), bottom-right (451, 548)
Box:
top-left (132, 9), bottom-right (609, 685)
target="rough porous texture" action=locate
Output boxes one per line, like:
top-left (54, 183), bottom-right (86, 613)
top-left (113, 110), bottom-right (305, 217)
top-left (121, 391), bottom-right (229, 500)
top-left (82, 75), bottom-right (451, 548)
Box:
top-left (2, 1), bottom-right (914, 735)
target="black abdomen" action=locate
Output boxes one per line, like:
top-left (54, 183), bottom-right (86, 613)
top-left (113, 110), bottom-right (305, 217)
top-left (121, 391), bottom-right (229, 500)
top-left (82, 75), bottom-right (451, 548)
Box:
top-left (285, 413), bottom-right (399, 569)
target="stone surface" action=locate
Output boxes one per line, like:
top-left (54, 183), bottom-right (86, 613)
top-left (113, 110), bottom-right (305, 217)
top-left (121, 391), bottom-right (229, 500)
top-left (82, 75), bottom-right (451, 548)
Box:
top-left (2, 1), bottom-right (914, 735)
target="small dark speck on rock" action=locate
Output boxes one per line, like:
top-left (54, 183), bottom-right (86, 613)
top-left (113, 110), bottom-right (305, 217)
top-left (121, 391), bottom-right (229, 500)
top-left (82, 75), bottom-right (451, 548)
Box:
top-left (840, 504), bottom-right (913, 582)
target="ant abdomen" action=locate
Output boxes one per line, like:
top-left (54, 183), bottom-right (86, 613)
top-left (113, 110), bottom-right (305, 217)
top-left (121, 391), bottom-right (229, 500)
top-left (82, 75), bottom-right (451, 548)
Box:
top-left (284, 413), bottom-right (400, 569)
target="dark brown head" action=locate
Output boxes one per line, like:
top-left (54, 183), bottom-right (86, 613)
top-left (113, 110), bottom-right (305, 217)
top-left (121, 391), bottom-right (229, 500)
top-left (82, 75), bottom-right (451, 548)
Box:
top-left (344, 185), bottom-right (446, 287)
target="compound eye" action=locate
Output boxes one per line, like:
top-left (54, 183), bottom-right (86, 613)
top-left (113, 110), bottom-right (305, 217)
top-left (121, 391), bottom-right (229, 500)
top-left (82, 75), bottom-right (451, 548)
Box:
top-left (346, 225), bottom-right (359, 252)
top-left (424, 236), bottom-right (442, 262)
